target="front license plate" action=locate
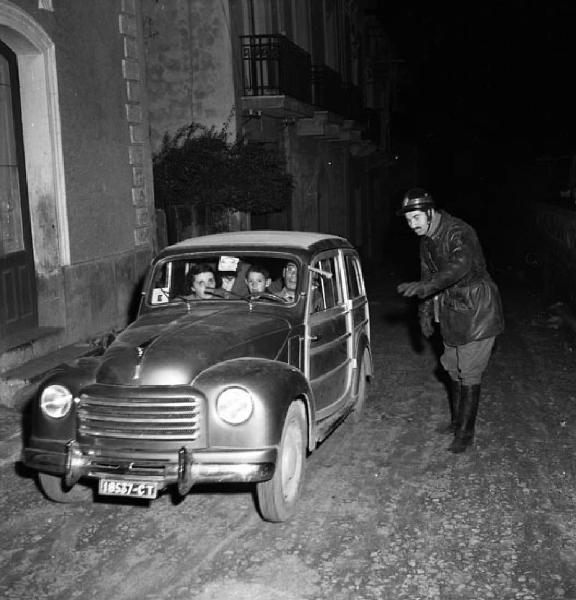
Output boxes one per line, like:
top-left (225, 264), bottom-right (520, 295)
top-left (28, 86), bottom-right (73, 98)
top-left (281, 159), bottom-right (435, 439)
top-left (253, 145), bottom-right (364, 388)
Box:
top-left (98, 478), bottom-right (158, 500)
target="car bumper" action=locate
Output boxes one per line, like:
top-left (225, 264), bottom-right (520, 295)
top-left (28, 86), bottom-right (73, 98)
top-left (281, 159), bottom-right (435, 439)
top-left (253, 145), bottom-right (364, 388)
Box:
top-left (23, 441), bottom-right (277, 495)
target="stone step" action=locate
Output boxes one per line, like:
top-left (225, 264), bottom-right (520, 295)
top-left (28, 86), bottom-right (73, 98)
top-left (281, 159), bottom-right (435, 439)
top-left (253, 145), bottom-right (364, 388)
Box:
top-left (0, 326), bottom-right (64, 372)
top-left (0, 343), bottom-right (97, 410)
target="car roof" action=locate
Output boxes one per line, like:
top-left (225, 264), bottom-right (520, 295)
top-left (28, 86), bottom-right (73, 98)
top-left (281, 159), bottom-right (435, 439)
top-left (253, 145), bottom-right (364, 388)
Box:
top-left (158, 230), bottom-right (354, 258)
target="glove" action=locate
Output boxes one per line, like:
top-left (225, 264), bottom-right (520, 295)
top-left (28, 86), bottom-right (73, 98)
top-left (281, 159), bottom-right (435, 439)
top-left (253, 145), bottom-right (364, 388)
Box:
top-left (418, 302), bottom-right (435, 338)
top-left (397, 281), bottom-right (431, 298)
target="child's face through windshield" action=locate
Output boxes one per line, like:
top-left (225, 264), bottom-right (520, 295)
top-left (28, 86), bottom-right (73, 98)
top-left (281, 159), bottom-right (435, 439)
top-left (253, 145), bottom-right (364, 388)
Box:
top-left (246, 272), bottom-right (269, 294)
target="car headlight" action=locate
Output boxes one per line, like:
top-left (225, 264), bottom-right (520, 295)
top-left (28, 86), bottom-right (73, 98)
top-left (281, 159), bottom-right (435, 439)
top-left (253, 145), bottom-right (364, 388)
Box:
top-left (216, 387), bottom-right (254, 425)
top-left (40, 384), bottom-right (74, 418)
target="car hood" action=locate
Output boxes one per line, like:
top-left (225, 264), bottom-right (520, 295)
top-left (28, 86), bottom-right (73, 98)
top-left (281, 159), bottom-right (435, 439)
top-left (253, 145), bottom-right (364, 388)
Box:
top-left (96, 306), bottom-right (292, 386)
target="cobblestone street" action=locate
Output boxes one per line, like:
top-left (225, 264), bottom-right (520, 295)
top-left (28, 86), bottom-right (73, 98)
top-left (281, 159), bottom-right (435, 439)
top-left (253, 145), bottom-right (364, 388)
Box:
top-left (0, 264), bottom-right (575, 599)
top-left (347, 266), bottom-right (576, 599)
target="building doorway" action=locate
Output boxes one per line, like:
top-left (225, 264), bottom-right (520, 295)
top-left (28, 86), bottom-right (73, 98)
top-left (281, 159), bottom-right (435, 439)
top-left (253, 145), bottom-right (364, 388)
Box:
top-left (0, 40), bottom-right (37, 342)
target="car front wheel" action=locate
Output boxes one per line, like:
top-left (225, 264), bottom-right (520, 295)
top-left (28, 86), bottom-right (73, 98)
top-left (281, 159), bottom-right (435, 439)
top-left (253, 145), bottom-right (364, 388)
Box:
top-left (256, 401), bottom-right (307, 522)
top-left (38, 472), bottom-right (92, 503)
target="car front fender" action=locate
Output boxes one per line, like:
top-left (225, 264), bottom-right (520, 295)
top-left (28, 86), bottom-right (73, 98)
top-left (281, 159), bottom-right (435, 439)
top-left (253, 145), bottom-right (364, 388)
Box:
top-left (27, 359), bottom-right (101, 443)
top-left (192, 357), bottom-right (315, 450)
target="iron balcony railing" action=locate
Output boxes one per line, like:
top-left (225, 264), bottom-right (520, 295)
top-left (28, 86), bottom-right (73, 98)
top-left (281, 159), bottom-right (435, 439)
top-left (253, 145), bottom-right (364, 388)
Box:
top-left (241, 35), bottom-right (367, 123)
top-left (241, 34), bottom-right (312, 104)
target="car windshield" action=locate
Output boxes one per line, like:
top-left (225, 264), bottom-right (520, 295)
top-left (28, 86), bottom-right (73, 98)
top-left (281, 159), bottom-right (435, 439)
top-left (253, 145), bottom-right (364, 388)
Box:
top-left (147, 253), bottom-right (301, 305)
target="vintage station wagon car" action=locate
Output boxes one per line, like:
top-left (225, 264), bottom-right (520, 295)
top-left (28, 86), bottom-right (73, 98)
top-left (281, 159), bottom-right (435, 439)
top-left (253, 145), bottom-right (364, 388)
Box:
top-left (24, 231), bottom-right (372, 521)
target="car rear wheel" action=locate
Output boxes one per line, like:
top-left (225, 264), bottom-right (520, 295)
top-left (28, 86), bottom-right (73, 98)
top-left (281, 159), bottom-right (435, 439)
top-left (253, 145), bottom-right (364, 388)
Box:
top-left (257, 401), bottom-right (307, 522)
top-left (351, 350), bottom-right (370, 423)
top-left (38, 472), bottom-right (92, 503)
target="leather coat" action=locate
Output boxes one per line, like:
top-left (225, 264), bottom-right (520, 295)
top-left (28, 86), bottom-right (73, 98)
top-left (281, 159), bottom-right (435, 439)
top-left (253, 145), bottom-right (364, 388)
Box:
top-left (419, 211), bottom-right (504, 346)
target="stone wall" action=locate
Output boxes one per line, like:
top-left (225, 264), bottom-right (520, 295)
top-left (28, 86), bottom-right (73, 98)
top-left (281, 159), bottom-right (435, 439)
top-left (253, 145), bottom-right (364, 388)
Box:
top-left (62, 248), bottom-right (152, 343)
top-left (142, 0), bottom-right (237, 152)
top-left (1, 1), bottom-right (155, 357)
top-left (45, 0), bottom-right (155, 342)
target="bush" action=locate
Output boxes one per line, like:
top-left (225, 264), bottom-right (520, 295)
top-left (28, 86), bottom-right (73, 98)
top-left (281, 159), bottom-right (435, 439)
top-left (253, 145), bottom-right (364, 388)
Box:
top-left (153, 123), bottom-right (293, 215)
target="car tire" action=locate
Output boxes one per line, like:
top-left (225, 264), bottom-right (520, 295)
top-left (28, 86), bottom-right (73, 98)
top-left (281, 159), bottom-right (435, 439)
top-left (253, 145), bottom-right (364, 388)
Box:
top-left (256, 401), bottom-right (307, 522)
top-left (38, 472), bottom-right (92, 503)
top-left (351, 350), bottom-right (370, 423)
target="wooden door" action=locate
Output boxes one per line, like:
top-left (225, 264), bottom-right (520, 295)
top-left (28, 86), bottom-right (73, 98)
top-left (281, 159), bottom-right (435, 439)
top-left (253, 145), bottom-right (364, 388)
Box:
top-left (0, 41), bottom-right (37, 340)
top-left (307, 252), bottom-right (353, 419)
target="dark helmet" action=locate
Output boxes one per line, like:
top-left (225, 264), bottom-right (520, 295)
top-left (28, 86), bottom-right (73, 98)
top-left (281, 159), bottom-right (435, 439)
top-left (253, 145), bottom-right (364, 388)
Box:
top-left (396, 187), bottom-right (435, 215)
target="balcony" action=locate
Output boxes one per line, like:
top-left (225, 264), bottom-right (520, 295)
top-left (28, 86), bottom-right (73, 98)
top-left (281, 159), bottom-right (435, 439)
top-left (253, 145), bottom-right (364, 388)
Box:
top-left (240, 35), bottom-right (377, 146)
top-left (241, 34), bottom-right (312, 105)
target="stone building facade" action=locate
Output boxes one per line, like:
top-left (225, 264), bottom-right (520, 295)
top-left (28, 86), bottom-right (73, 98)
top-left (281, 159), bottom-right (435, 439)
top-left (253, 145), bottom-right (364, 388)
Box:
top-left (142, 0), bottom-right (393, 258)
top-left (0, 0), bottom-right (155, 372)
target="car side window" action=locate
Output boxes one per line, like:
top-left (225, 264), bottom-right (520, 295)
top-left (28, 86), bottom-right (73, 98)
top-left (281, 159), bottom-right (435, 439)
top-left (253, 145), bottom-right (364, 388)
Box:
top-left (310, 255), bottom-right (342, 313)
top-left (344, 254), bottom-right (363, 299)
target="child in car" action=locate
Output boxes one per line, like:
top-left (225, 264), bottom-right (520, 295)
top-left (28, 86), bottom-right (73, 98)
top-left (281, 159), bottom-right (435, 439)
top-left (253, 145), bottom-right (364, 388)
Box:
top-left (245, 265), bottom-right (272, 295)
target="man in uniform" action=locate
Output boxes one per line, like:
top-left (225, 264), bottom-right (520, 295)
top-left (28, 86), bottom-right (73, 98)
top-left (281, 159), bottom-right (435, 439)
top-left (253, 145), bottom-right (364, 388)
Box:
top-left (396, 188), bottom-right (504, 453)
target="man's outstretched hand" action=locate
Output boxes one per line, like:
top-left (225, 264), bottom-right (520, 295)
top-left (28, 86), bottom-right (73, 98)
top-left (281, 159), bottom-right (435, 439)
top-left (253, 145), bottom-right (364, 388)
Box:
top-left (397, 281), bottom-right (428, 298)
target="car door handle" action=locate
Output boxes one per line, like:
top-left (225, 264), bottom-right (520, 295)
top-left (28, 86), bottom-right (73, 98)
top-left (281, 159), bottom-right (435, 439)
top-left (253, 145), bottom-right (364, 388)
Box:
top-left (309, 334), bottom-right (320, 342)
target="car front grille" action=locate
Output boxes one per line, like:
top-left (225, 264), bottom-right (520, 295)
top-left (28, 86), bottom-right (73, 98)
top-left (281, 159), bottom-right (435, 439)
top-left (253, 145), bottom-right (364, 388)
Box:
top-left (77, 391), bottom-right (202, 441)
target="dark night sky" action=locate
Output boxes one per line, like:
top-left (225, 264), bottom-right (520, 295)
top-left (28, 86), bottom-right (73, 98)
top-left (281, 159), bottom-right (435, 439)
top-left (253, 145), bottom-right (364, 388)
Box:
top-left (376, 2), bottom-right (576, 203)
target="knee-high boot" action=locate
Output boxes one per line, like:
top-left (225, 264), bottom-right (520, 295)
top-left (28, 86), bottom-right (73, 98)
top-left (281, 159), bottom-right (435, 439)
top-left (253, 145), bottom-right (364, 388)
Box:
top-left (437, 379), bottom-right (461, 434)
top-left (447, 383), bottom-right (480, 453)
